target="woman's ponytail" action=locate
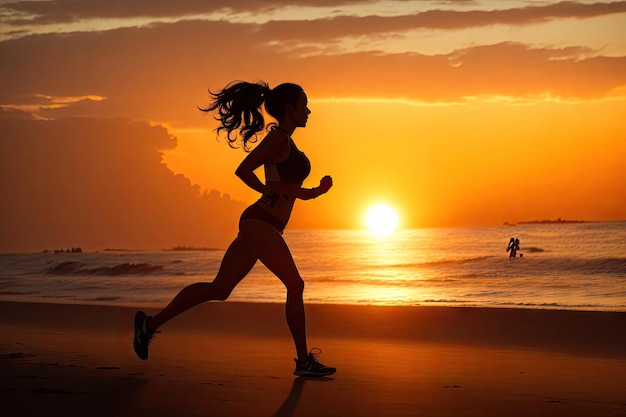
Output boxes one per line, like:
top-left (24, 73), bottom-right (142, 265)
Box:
top-left (201, 80), bottom-right (270, 151)
top-left (201, 80), bottom-right (304, 151)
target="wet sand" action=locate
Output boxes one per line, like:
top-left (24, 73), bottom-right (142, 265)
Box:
top-left (1, 301), bottom-right (625, 416)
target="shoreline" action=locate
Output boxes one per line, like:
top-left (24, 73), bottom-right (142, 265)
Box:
top-left (2, 300), bottom-right (626, 354)
top-left (2, 294), bottom-right (625, 314)
top-left (2, 300), bottom-right (625, 416)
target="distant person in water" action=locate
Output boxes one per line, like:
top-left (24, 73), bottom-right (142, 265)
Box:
top-left (132, 80), bottom-right (336, 377)
top-left (507, 237), bottom-right (520, 259)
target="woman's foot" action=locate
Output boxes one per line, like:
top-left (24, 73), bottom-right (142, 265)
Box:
top-left (293, 348), bottom-right (336, 377)
top-left (133, 311), bottom-right (156, 360)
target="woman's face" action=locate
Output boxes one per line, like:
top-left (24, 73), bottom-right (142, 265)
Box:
top-left (288, 93), bottom-right (311, 128)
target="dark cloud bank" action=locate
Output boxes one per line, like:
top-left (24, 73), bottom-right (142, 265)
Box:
top-left (0, 110), bottom-right (245, 252)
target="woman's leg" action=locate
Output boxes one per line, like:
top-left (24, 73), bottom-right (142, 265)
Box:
top-left (148, 234), bottom-right (257, 330)
top-left (239, 219), bottom-right (308, 362)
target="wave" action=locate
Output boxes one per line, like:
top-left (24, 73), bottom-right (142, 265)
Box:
top-left (389, 255), bottom-right (625, 274)
top-left (384, 256), bottom-right (494, 269)
top-left (415, 298), bottom-right (626, 310)
top-left (528, 257), bottom-right (626, 275)
top-left (45, 261), bottom-right (165, 276)
top-left (86, 296), bottom-right (124, 302)
top-left (488, 300), bottom-right (626, 310)
top-left (523, 247), bottom-right (545, 253)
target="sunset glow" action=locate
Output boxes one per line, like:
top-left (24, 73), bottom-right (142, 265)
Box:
top-left (1, 1), bottom-right (625, 252)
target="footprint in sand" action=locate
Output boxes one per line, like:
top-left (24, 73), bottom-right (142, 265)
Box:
top-left (0, 352), bottom-right (36, 359)
top-left (31, 388), bottom-right (86, 395)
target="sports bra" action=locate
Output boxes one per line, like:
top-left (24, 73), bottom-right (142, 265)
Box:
top-left (264, 139), bottom-right (311, 185)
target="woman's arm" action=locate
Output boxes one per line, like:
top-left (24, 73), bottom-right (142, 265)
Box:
top-left (235, 132), bottom-right (333, 200)
top-left (235, 131), bottom-right (287, 194)
top-left (268, 175), bottom-right (333, 200)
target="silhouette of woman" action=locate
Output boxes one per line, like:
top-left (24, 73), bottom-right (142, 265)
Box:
top-left (133, 80), bottom-right (336, 377)
top-left (507, 237), bottom-right (520, 259)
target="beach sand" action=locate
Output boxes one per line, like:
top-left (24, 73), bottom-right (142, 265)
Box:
top-left (1, 300), bottom-right (625, 417)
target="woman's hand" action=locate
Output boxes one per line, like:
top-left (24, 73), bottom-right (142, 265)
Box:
top-left (317, 175), bottom-right (333, 195)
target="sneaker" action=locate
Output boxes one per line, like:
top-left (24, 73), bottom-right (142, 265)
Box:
top-left (293, 348), bottom-right (336, 377)
top-left (133, 311), bottom-right (156, 360)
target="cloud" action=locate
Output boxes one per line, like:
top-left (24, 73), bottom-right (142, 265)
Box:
top-left (0, 110), bottom-right (246, 252)
top-left (258, 1), bottom-right (626, 42)
top-left (415, 1), bottom-right (626, 29)
top-left (0, 0), bottom-right (368, 24)
top-left (0, 16), bottom-right (623, 128)
top-left (3, 0), bottom-right (625, 32)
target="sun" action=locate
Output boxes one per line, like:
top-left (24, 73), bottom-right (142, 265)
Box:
top-left (365, 204), bottom-right (399, 236)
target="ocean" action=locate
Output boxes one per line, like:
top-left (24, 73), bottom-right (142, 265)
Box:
top-left (1, 222), bottom-right (624, 311)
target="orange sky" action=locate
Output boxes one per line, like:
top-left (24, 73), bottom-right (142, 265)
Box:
top-left (1, 0), bottom-right (625, 251)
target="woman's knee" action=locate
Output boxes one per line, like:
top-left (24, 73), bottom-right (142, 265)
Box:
top-left (209, 282), bottom-right (233, 301)
top-left (286, 277), bottom-right (305, 296)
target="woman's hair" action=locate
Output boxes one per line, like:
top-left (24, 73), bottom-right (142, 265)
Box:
top-left (201, 80), bottom-right (304, 151)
